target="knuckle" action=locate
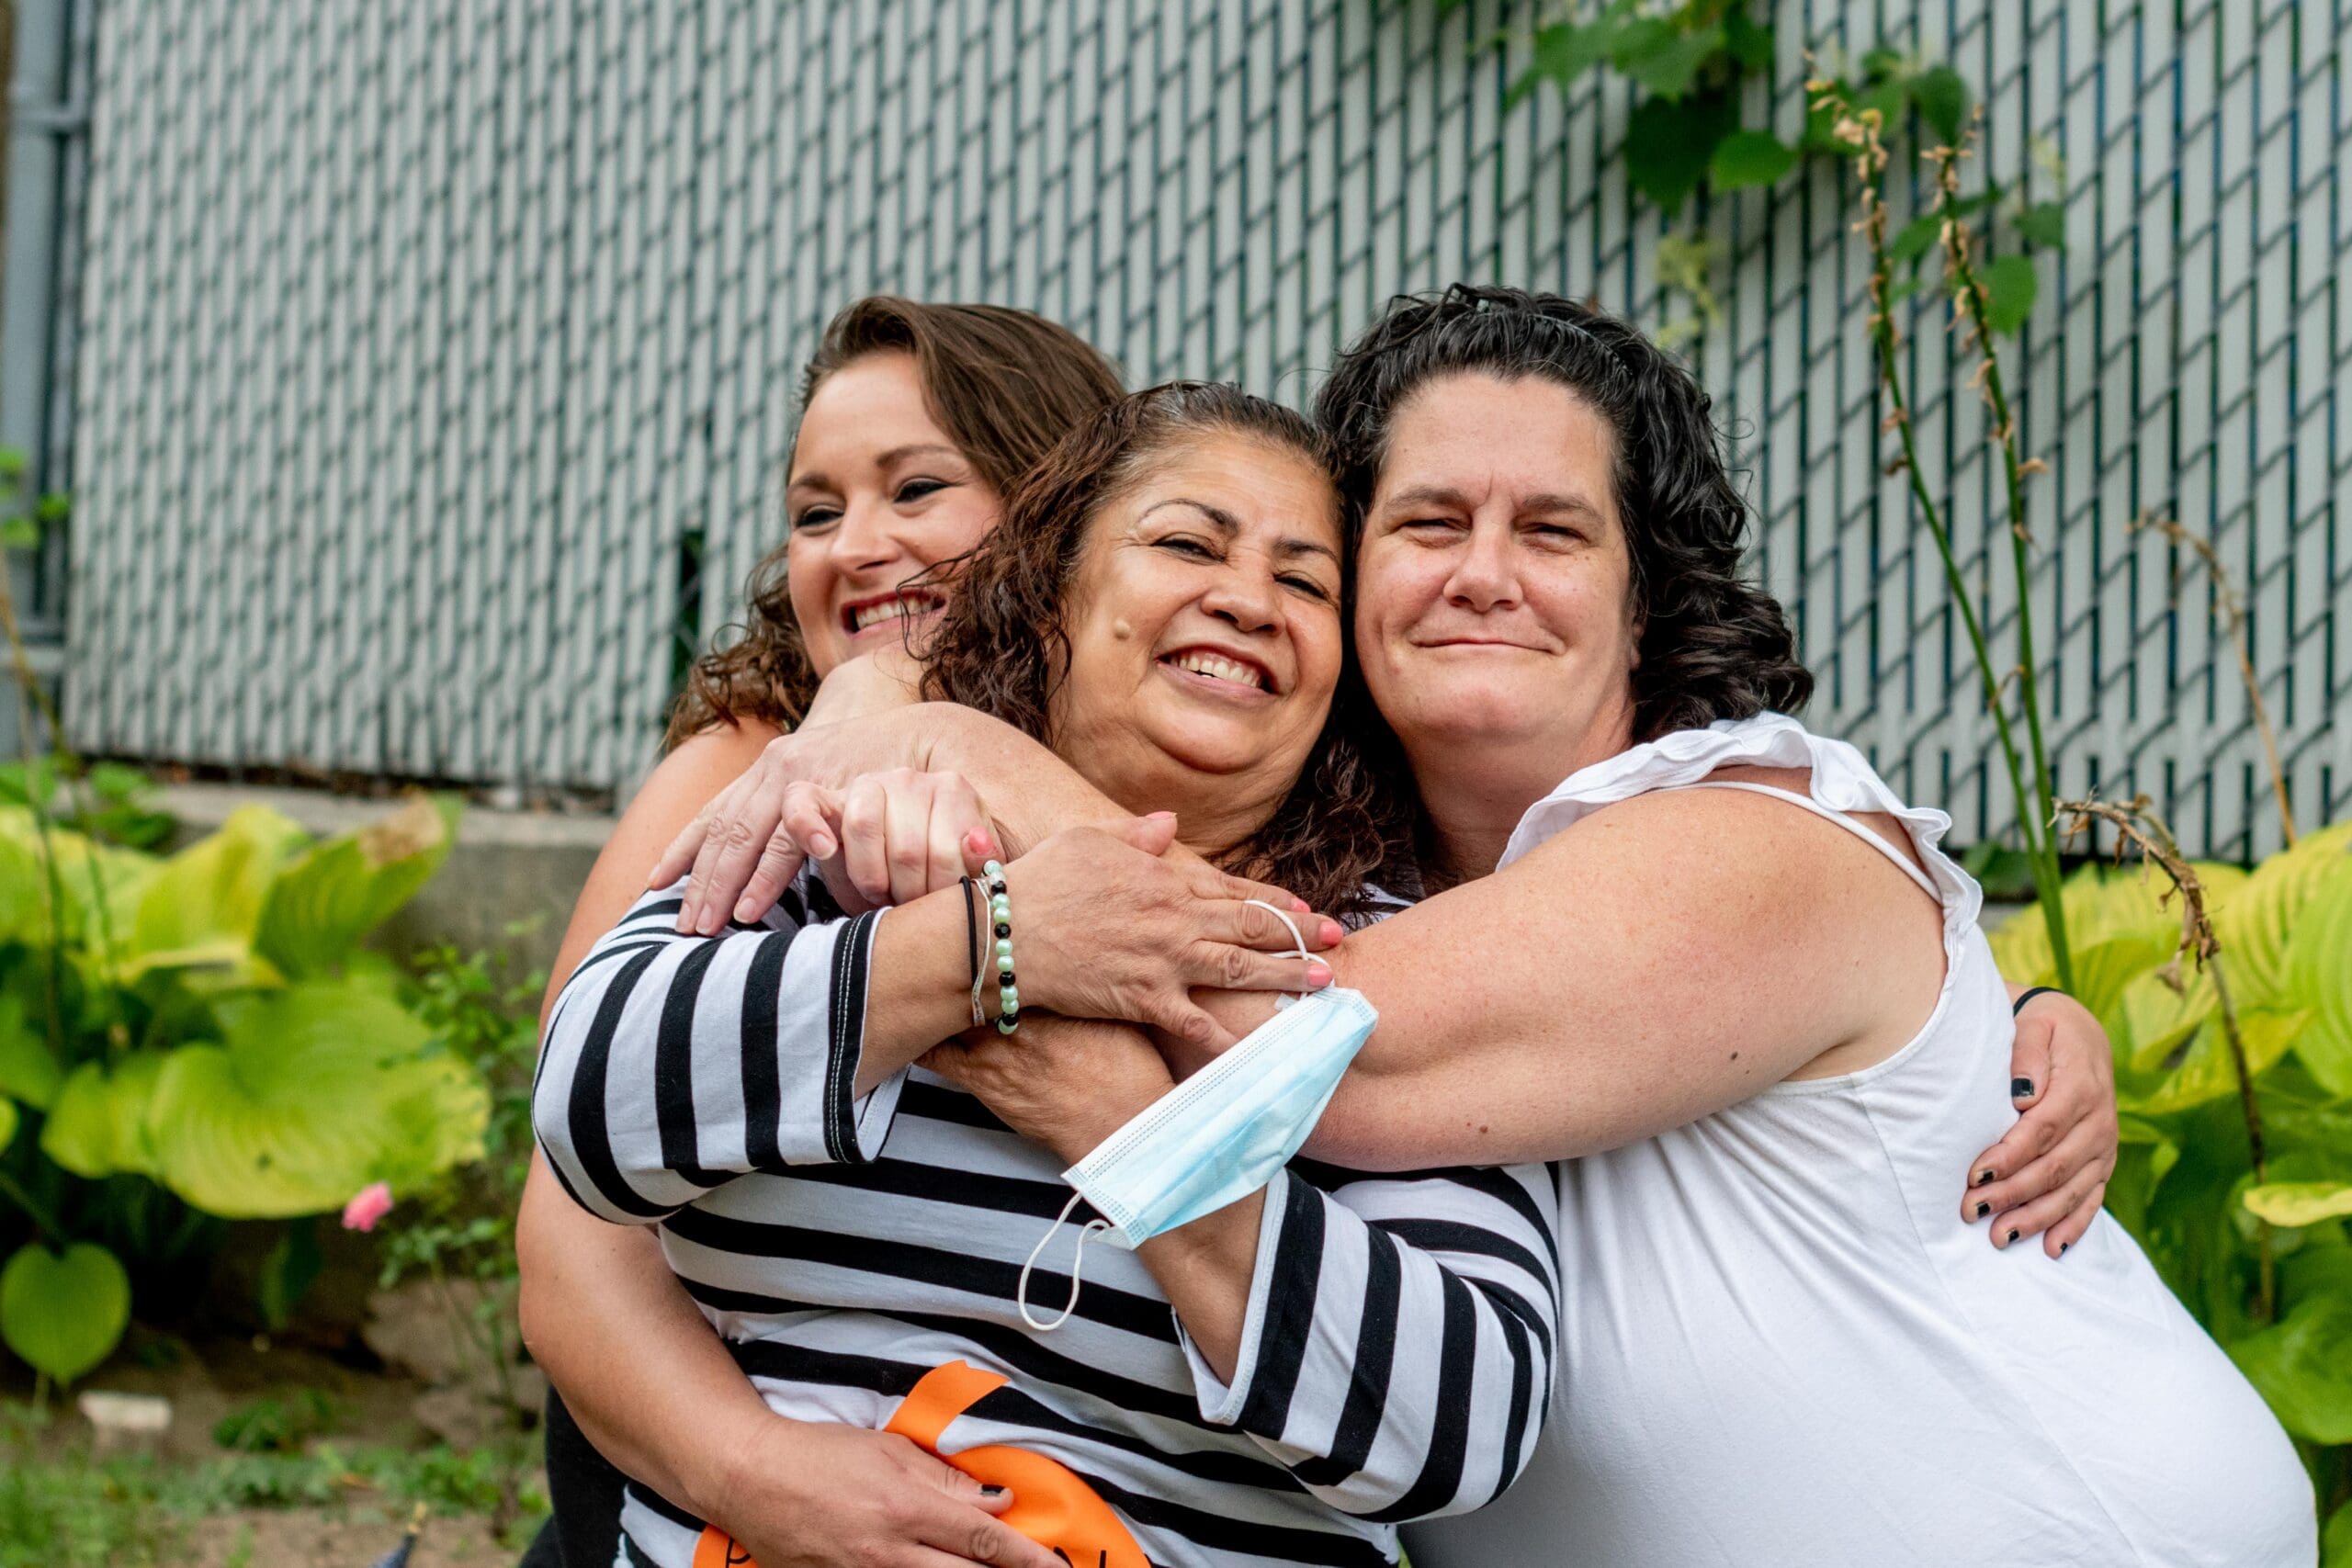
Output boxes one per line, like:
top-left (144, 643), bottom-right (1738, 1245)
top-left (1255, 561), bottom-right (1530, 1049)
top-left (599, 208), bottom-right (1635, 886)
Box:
top-left (1219, 945), bottom-right (1254, 987)
top-left (966, 1520), bottom-right (1009, 1561)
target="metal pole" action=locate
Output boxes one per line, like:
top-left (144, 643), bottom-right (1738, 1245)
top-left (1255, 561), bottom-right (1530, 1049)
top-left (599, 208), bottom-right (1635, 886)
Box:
top-left (0, 0), bottom-right (72, 756)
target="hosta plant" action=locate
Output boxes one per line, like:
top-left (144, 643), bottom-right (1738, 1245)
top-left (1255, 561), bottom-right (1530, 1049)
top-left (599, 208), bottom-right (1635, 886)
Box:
top-left (1990, 818), bottom-right (2352, 1536)
top-left (0, 793), bottom-right (488, 1387)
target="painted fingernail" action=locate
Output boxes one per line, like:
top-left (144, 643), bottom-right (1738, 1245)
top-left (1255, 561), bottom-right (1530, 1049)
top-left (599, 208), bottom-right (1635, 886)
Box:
top-left (2011, 1077), bottom-right (2035, 1099)
top-left (1974, 1168), bottom-right (1995, 1187)
top-left (2004, 1228), bottom-right (2020, 1246)
top-left (1318, 919), bottom-right (1345, 946)
top-left (2059, 1241), bottom-right (2070, 1256)
top-left (1306, 961), bottom-right (1333, 987)
top-left (980, 1483), bottom-right (1008, 1497)
top-left (1292, 897), bottom-right (1311, 913)
top-left (1974, 1201), bottom-right (1991, 1219)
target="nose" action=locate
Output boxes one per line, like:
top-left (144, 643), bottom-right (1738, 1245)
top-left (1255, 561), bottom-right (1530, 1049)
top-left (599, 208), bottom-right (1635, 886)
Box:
top-left (1200, 558), bottom-right (1281, 634)
top-left (828, 495), bottom-right (908, 573)
top-left (1444, 519), bottom-right (1521, 613)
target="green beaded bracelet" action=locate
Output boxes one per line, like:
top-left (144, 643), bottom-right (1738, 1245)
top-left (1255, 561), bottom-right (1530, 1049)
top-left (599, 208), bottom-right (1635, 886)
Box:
top-left (983, 859), bottom-right (1018, 1033)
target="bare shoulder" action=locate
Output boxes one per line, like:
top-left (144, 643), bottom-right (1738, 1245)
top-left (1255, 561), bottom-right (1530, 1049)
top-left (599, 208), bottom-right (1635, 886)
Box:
top-left (630, 719), bottom-right (786, 825)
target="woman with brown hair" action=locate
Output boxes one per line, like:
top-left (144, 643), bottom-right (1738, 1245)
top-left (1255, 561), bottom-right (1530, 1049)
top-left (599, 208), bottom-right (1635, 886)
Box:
top-left (534, 384), bottom-right (1558, 1568)
top-left (516, 296), bottom-right (1124, 1568)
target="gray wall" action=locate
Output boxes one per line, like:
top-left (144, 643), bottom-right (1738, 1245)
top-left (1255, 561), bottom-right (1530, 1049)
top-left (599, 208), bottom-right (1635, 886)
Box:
top-left (51, 0), bottom-right (2352, 860)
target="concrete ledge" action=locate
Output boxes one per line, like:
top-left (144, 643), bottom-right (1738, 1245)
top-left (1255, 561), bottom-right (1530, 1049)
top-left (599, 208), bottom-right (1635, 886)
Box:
top-left (159, 784), bottom-right (616, 974)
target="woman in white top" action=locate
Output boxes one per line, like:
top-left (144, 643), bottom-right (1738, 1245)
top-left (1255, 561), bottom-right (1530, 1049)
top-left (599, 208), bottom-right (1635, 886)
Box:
top-left (673, 285), bottom-right (2313, 1563)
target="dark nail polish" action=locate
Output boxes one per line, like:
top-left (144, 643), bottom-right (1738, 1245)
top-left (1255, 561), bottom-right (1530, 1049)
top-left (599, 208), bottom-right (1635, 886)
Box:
top-left (1974, 1201), bottom-right (1990, 1219)
top-left (2004, 1228), bottom-right (2020, 1245)
top-left (2011, 1077), bottom-right (2035, 1099)
top-left (1974, 1168), bottom-right (1995, 1187)
top-left (980, 1483), bottom-right (1007, 1497)
top-left (2059, 1242), bottom-right (2070, 1256)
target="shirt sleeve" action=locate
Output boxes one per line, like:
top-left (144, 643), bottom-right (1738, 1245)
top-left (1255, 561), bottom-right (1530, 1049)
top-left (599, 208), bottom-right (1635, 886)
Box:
top-left (530, 878), bottom-right (907, 1224)
top-left (1172, 1156), bottom-right (1560, 1522)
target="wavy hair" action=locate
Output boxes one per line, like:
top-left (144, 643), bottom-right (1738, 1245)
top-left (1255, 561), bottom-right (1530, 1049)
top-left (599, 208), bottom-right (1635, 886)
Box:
top-left (667, 298), bottom-right (1124, 745)
top-left (919, 382), bottom-right (1410, 914)
top-left (1314, 283), bottom-right (1812, 740)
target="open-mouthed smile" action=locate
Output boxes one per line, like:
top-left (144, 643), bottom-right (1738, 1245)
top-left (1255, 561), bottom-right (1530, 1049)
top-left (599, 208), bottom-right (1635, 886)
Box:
top-left (1156, 645), bottom-right (1279, 697)
top-left (841, 589), bottom-right (944, 636)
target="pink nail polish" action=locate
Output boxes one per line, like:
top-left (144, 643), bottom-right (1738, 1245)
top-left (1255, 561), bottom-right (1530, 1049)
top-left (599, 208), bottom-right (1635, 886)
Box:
top-left (1306, 961), bottom-right (1333, 987)
top-left (1318, 919), bottom-right (1344, 946)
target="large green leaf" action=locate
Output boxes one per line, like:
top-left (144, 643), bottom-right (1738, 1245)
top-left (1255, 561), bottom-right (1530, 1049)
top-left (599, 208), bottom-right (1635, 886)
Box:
top-left (1708, 130), bottom-right (1797, 192)
top-left (0, 992), bottom-right (62, 1109)
top-left (2124, 1010), bottom-right (2302, 1118)
top-left (123, 805), bottom-right (309, 978)
top-left (0, 1098), bottom-right (16, 1150)
top-left (2245, 1181), bottom-right (2352, 1228)
top-left (1506, 17), bottom-right (1622, 110)
top-left (1623, 90), bottom-right (1738, 214)
top-left (2284, 867), bottom-right (2352, 1094)
top-left (2227, 1289), bottom-right (2352, 1443)
top-left (2326, 1497), bottom-right (2352, 1568)
top-left (0, 808), bottom-right (155, 949)
top-left (254, 795), bottom-right (458, 979)
top-left (1609, 18), bottom-right (1721, 102)
top-left (1908, 64), bottom-right (1970, 145)
top-left (2219, 820), bottom-right (2352, 1008)
top-left (39, 1053), bottom-right (167, 1179)
top-left (1978, 254), bottom-right (2039, 334)
top-left (143, 981), bottom-right (487, 1219)
top-left (0, 1242), bottom-right (130, 1384)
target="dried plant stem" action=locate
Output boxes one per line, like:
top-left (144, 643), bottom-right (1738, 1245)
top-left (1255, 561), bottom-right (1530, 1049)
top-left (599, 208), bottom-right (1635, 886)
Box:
top-left (2129, 513), bottom-right (2296, 846)
top-left (2058, 794), bottom-right (2273, 1320)
top-left (1932, 134), bottom-right (2071, 978)
top-left (1819, 85), bottom-right (2074, 989)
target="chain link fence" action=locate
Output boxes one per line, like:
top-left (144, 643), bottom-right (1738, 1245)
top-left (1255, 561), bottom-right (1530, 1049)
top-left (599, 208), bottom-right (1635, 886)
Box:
top-left (45, 0), bottom-right (2352, 858)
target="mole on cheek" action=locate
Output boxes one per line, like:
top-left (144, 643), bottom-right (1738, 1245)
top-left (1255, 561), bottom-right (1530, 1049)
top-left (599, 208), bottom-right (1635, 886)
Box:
top-left (1111, 618), bottom-right (1136, 640)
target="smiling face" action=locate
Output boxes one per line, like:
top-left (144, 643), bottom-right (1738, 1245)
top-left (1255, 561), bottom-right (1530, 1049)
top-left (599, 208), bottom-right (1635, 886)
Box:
top-left (783, 353), bottom-right (1003, 676)
top-left (1355, 371), bottom-right (1643, 791)
top-left (1048, 430), bottom-right (1346, 843)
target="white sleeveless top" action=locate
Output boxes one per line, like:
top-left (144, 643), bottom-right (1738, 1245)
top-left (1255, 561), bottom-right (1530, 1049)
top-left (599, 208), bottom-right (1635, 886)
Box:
top-left (1402, 715), bottom-right (2313, 1568)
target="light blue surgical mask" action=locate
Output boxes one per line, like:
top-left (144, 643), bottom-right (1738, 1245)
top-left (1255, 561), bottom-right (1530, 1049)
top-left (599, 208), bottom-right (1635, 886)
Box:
top-left (1018, 903), bottom-right (1379, 1330)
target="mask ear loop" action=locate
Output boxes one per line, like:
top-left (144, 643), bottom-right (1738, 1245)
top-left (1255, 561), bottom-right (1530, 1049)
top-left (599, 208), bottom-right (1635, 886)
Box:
top-left (1018, 1190), bottom-right (1113, 1333)
top-left (1244, 898), bottom-right (1315, 1010)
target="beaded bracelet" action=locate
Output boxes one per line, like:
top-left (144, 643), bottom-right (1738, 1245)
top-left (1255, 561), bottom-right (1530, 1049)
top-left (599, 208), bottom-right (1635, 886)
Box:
top-left (983, 859), bottom-right (1019, 1033)
top-left (959, 875), bottom-right (987, 1029)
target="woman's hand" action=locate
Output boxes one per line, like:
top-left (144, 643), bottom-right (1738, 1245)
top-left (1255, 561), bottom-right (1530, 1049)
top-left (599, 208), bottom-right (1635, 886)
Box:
top-left (925, 1017), bottom-right (1175, 1166)
top-left (1962, 989), bottom-right (2120, 1258)
top-left (1000, 816), bottom-right (1340, 1050)
top-left (711, 1418), bottom-right (1062, 1568)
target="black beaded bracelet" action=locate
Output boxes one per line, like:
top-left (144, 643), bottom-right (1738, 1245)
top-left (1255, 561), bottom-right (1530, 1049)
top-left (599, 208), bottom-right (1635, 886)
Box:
top-left (2012, 985), bottom-right (2064, 1016)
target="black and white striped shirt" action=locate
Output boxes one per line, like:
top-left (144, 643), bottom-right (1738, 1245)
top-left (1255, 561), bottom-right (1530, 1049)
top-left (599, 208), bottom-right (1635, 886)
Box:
top-left (533, 877), bottom-right (1558, 1568)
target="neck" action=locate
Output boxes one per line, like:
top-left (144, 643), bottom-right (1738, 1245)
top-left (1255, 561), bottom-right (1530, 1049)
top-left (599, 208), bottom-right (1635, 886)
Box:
top-left (1406, 708), bottom-right (1639, 886)
top-left (1084, 759), bottom-right (1288, 866)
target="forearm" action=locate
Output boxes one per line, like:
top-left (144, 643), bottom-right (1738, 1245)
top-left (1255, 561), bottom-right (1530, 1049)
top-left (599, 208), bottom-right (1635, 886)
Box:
top-left (855, 886), bottom-right (993, 1096)
top-left (1134, 1190), bottom-right (1268, 1382)
top-left (533, 889), bottom-right (892, 1220)
top-left (515, 1156), bottom-right (778, 1522)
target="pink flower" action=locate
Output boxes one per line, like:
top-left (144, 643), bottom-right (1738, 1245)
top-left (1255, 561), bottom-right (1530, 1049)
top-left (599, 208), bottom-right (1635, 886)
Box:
top-left (341, 1181), bottom-right (394, 1233)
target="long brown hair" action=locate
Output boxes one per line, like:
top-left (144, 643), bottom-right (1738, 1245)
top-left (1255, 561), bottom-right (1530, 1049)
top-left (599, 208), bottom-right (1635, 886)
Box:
top-left (920, 383), bottom-right (1410, 914)
top-left (668, 298), bottom-right (1124, 744)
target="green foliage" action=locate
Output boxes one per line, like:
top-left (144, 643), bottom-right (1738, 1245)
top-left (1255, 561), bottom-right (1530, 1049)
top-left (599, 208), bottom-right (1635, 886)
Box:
top-left (212, 1388), bottom-right (341, 1454)
top-left (374, 936), bottom-right (546, 1430)
top-left (1991, 823), bottom-right (2352, 1507)
top-left (0, 1242), bottom-right (130, 1382)
top-left (0, 795), bottom-right (482, 1385)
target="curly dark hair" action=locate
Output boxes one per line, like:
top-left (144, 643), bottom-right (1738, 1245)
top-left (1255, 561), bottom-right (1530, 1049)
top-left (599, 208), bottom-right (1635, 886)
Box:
top-left (1314, 283), bottom-right (1812, 741)
top-left (919, 382), bottom-right (1411, 915)
top-left (667, 297), bottom-right (1124, 745)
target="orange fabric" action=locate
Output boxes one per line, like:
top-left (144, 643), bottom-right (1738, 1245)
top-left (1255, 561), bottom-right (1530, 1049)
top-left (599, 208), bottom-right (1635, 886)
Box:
top-left (692, 1359), bottom-right (1148, 1568)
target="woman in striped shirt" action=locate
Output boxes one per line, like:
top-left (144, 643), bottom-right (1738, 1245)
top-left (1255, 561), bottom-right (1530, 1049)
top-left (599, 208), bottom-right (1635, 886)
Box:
top-left (534, 384), bottom-right (1560, 1567)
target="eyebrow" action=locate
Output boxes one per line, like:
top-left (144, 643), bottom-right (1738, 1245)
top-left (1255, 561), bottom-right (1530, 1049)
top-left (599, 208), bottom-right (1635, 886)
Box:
top-left (1383, 483), bottom-right (1606, 521)
top-left (786, 442), bottom-right (963, 493)
top-left (1136, 498), bottom-right (1342, 567)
